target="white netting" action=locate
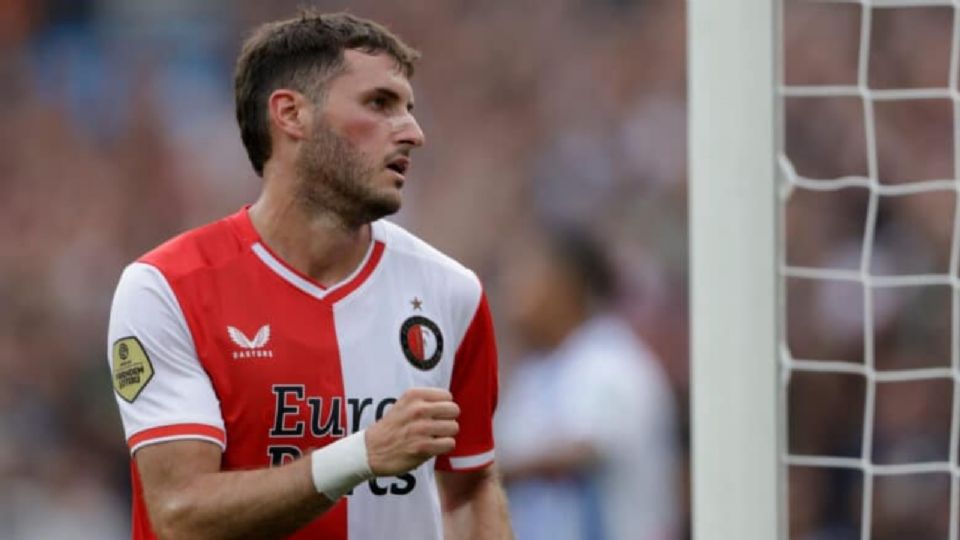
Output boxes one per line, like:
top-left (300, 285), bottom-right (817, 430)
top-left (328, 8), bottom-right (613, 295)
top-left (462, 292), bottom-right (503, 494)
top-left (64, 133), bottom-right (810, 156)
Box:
top-left (780, 0), bottom-right (960, 538)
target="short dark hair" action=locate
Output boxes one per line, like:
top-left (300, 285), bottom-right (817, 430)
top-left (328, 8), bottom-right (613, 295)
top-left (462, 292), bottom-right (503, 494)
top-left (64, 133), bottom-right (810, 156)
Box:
top-left (234, 10), bottom-right (420, 176)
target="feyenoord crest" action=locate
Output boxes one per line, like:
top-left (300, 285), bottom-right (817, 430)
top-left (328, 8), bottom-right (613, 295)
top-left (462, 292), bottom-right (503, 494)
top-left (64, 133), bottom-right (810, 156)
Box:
top-left (400, 316), bottom-right (444, 371)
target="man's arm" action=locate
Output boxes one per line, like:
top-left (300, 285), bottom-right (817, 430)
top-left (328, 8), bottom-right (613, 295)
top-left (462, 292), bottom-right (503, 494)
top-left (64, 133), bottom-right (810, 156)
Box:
top-left (437, 466), bottom-right (514, 540)
top-left (136, 387), bottom-right (460, 540)
top-left (136, 440), bottom-right (329, 540)
top-left (497, 440), bottom-right (600, 483)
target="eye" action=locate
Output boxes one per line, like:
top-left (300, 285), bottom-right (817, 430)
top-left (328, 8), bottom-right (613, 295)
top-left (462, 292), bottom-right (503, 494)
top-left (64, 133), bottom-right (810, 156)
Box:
top-left (368, 96), bottom-right (389, 111)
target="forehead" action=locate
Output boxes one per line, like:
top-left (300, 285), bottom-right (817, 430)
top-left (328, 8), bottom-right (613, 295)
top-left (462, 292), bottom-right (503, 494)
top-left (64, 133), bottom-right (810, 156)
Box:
top-left (329, 50), bottom-right (414, 99)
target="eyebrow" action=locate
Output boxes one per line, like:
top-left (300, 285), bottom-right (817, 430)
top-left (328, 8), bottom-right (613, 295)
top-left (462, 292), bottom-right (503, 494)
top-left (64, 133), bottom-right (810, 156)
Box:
top-left (372, 87), bottom-right (414, 112)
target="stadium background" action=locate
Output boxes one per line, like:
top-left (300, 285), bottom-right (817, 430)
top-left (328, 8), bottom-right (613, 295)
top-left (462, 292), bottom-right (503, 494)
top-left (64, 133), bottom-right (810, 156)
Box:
top-left (0, 0), bottom-right (947, 538)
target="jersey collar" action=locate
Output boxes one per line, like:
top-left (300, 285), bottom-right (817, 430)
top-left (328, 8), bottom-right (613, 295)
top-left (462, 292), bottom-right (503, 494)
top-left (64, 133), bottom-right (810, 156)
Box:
top-left (229, 206), bottom-right (386, 303)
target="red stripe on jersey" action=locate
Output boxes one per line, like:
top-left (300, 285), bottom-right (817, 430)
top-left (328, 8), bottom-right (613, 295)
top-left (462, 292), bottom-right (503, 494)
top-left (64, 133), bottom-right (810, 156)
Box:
top-left (407, 324), bottom-right (425, 360)
top-left (128, 423), bottom-right (226, 451)
top-left (435, 293), bottom-right (498, 471)
top-left (324, 241), bottom-right (385, 305)
top-left (281, 305), bottom-right (349, 539)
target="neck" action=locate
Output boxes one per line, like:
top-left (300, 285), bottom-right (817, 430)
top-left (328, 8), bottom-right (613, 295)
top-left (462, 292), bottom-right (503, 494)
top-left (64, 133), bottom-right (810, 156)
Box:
top-left (543, 310), bottom-right (585, 350)
top-left (532, 297), bottom-right (591, 352)
top-left (248, 182), bottom-right (372, 287)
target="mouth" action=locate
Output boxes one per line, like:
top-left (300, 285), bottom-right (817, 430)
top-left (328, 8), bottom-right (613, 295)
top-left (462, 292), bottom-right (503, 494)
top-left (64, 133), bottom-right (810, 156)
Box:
top-left (385, 156), bottom-right (410, 183)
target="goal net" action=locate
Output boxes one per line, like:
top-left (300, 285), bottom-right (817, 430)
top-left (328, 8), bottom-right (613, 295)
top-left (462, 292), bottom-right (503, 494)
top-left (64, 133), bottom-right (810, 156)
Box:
top-left (690, 1), bottom-right (959, 539)
top-left (782, 1), bottom-right (958, 539)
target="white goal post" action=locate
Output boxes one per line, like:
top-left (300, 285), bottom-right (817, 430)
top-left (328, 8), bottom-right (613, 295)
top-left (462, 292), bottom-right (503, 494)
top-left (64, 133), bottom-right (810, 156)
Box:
top-left (690, 0), bottom-right (960, 538)
top-left (688, 0), bottom-right (782, 539)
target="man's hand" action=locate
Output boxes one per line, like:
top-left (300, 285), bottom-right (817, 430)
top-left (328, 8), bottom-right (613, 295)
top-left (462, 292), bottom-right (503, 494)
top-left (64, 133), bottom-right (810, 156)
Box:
top-left (365, 387), bottom-right (460, 476)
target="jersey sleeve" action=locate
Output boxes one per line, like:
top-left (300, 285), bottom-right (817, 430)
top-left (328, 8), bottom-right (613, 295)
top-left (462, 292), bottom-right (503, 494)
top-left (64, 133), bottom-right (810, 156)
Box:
top-left (435, 292), bottom-right (499, 471)
top-left (107, 262), bottom-right (226, 454)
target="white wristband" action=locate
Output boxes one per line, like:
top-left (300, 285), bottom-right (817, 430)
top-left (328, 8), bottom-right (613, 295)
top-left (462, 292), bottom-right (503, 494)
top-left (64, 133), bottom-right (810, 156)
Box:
top-left (310, 430), bottom-right (375, 501)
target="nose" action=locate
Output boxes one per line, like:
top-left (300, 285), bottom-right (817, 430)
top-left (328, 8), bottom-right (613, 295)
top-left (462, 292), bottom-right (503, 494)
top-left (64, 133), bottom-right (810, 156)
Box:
top-left (396, 113), bottom-right (425, 148)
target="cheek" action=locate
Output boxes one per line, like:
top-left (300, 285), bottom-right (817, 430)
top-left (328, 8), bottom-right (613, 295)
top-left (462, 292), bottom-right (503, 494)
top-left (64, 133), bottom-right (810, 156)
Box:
top-left (339, 115), bottom-right (384, 151)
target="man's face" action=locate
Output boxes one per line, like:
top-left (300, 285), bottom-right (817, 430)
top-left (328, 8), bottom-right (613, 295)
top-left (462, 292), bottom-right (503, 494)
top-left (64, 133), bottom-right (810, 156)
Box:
top-left (296, 50), bottom-right (424, 225)
top-left (502, 241), bottom-right (578, 350)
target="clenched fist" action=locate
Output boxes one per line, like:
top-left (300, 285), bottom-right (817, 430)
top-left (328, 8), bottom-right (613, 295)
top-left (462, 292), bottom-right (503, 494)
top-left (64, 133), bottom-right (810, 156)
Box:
top-left (365, 387), bottom-right (460, 476)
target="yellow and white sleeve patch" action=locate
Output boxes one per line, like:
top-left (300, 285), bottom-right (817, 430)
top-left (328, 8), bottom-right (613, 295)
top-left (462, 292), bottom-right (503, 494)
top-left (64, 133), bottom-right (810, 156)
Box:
top-left (112, 336), bottom-right (154, 403)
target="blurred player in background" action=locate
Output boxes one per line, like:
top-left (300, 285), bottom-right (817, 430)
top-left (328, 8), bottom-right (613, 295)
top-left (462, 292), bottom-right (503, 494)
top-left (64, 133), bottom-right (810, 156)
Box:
top-left (106, 10), bottom-right (512, 539)
top-left (496, 225), bottom-right (678, 540)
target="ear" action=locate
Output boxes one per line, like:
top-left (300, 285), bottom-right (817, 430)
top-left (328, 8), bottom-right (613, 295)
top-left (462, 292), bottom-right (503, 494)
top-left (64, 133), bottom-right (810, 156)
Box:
top-left (267, 89), bottom-right (313, 141)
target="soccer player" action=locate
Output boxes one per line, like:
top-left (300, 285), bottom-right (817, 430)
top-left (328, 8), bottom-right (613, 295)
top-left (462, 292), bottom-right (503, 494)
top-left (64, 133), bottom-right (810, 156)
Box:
top-left (106, 11), bottom-right (513, 540)
top-left (496, 226), bottom-right (678, 540)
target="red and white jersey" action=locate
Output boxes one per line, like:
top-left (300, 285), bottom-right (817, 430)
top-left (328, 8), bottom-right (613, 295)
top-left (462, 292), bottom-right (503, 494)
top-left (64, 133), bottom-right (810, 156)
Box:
top-left (107, 208), bottom-right (498, 540)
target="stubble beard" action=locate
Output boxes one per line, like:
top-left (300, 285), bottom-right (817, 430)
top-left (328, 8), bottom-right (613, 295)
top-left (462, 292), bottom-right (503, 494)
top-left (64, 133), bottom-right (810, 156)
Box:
top-left (294, 123), bottom-right (400, 229)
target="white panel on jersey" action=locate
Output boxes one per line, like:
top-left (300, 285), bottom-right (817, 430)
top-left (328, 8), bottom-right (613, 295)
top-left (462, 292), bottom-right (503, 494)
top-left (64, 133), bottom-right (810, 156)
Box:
top-left (333, 221), bottom-right (484, 540)
top-left (449, 449), bottom-right (496, 470)
top-left (107, 262), bottom-right (226, 453)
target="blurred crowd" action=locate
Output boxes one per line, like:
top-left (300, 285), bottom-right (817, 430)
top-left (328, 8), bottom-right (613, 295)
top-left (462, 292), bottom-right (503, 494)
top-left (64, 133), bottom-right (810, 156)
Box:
top-left (2, 0), bottom-right (952, 539)
top-left (1, 1), bottom-right (687, 538)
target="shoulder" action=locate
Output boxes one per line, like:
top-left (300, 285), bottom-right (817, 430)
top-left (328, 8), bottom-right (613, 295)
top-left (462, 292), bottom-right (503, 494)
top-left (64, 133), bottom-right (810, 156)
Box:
top-left (374, 220), bottom-right (488, 345)
top-left (109, 262), bottom-right (193, 374)
top-left (570, 316), bottom-right (654, 361)
top-left (557, 316), bottom-right (676, 434)
top-left (138, 212), bottom-right (247, 282)
top-left (563, 316), bottom-right (671, 393)
top-left (375, 220), bottom-right (483, 302)
top-left (111, 262), bottom-right (179, 317)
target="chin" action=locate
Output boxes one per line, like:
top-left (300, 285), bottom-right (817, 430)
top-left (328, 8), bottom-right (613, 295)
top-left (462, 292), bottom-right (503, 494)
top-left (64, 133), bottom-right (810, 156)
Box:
top-left (363, 194), bottom-right (401, 222)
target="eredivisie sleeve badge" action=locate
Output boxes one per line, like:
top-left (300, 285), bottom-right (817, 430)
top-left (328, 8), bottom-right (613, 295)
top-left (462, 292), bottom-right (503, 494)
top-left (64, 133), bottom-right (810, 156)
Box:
top-left (399, 316), bottom-right (444, 371)
top-left (112, 336), bottom-right (154, 402)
